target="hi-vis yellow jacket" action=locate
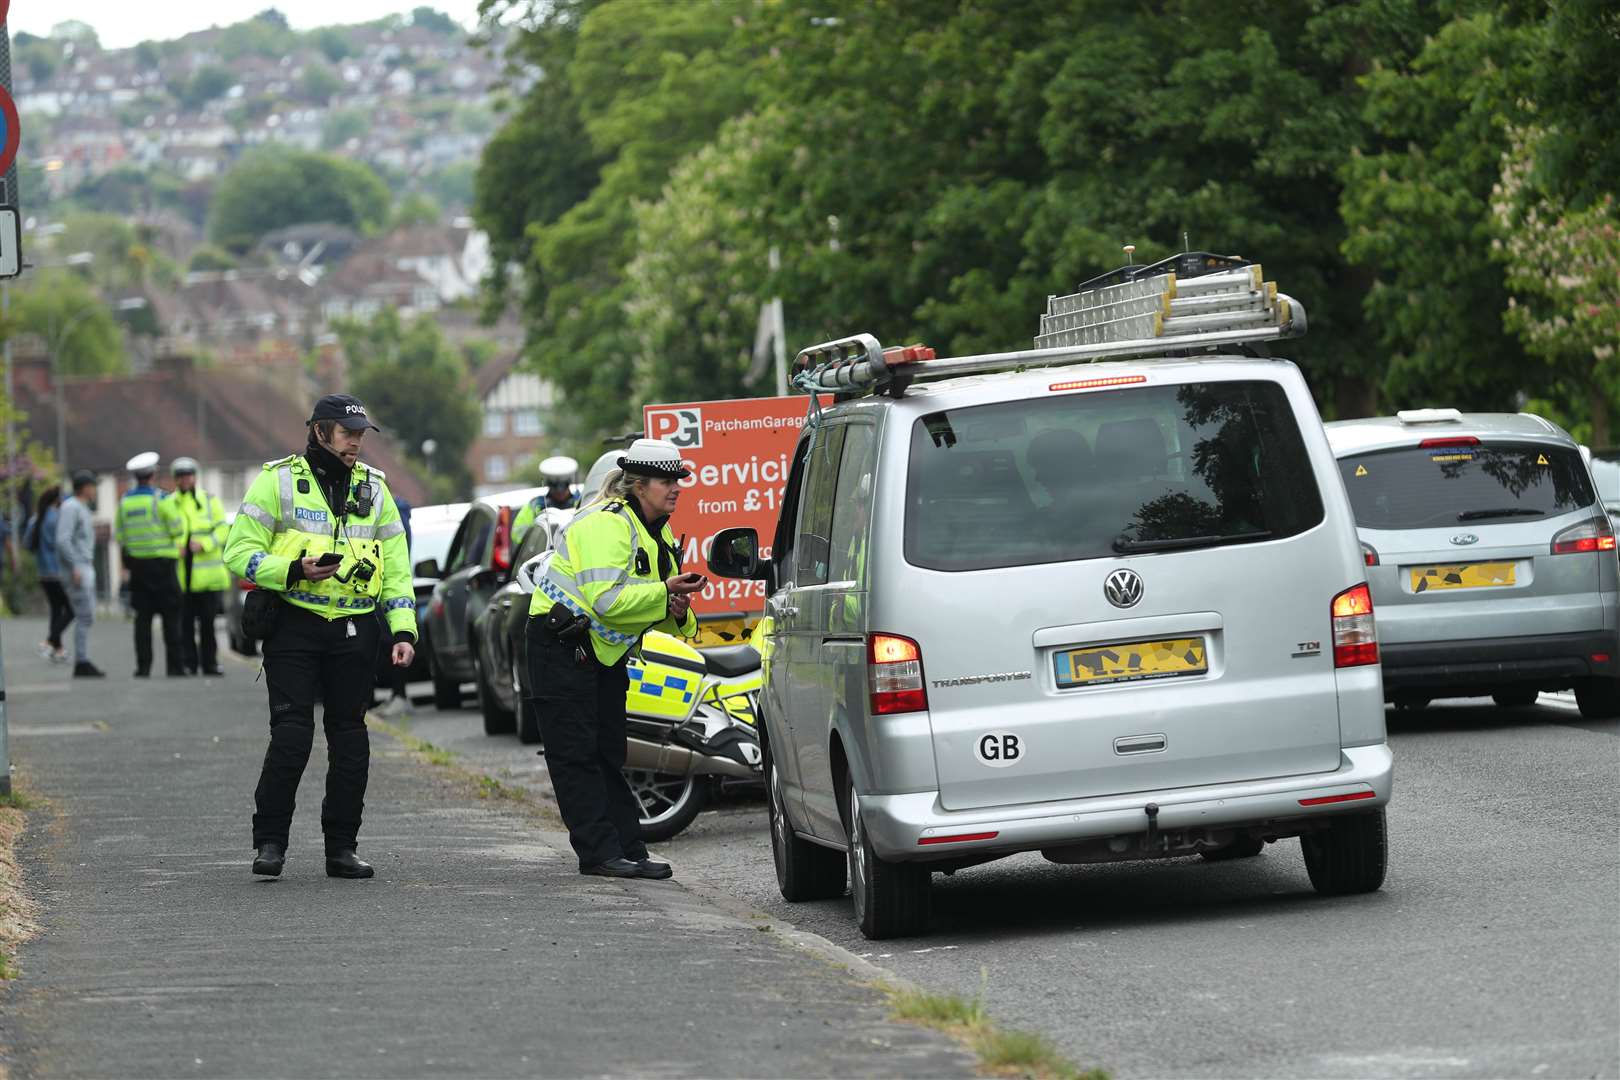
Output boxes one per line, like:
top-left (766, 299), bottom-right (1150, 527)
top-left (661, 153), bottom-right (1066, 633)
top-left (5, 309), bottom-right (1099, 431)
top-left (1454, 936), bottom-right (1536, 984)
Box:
top-left (223, 454), bottom-right (417, 638)
top-left (529, 498), bottom-right (697, 664)
top-left (116, 487), bottom-right (183, 560)
top-left (167, 488), bottom-right (230, 592)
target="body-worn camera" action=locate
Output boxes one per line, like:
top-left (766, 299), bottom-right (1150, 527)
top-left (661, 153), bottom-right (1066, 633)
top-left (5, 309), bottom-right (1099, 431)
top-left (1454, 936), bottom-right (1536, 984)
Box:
top-left (334, 557), bottom-right (377, 586)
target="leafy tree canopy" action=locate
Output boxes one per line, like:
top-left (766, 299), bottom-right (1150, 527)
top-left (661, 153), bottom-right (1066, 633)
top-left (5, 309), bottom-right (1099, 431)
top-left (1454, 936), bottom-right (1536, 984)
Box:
top-left (208, 148), bottom-right (392, 253)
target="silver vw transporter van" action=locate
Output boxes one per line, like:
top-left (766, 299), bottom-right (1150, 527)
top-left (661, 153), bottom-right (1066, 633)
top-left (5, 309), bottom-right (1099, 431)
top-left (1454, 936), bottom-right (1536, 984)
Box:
top-left (709, 255), bottom-right (1392, 938)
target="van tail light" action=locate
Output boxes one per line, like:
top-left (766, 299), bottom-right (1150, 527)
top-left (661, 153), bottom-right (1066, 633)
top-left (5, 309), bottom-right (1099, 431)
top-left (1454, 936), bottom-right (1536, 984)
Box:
top-left (1418, 436), bottom-right (1480, 448)
top-left (869, 633), bottom-right (927, 714)
top-left (1551, 517), bottom-right (1616, 554)
top-left (1361, 542), bottom-right (1379, 567)
top-left (492, 508), bottom-right (513, 571)
top-left (1331, 583), bottom-right (1379, 668)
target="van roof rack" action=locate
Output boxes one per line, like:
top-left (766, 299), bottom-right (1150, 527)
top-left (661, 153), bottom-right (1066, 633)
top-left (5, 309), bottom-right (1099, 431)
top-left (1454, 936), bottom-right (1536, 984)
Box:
top-left (792, 251), bottom-right (1306, 398)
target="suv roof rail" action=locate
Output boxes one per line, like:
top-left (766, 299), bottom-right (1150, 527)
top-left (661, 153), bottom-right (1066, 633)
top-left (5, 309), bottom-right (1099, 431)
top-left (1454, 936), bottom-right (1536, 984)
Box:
top-left (1395, 408), bottom-right (1464, 424)
top-left (792, 251), bottom-right (1306, 398)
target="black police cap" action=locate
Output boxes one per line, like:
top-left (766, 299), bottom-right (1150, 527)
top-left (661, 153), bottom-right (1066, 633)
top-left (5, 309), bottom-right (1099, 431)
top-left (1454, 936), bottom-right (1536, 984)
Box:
top-left (308, 394), bottom-right (381, 432)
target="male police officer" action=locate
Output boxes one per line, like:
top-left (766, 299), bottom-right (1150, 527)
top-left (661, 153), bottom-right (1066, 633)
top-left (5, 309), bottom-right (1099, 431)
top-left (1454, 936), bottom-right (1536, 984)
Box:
top-left (224, 395), bottom-right (417, 879)
top-left (116, 451), bottom-right (185, 677)
top-left (511, 455), bottom-right (580, 545)
top-left (167, 457), bottom-right (230, 676)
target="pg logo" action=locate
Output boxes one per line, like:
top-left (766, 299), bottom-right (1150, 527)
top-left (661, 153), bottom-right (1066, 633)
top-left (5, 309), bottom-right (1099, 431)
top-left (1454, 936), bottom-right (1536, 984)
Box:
top-left (975, 731), bottom-right (1023, 769)
top-left (647, 407), bottom-right (703, 450)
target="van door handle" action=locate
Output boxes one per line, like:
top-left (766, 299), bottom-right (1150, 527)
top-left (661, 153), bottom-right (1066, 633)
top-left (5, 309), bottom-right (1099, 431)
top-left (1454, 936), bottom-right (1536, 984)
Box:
top-left (768, 596), bottom-right (798, 618)
top-left (1114, 733), bottom-right (1167, 755)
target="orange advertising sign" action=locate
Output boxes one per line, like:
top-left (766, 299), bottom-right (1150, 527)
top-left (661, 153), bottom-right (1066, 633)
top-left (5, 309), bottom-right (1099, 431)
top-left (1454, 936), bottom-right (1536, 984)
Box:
top-left (645, 394), bottom-right (827, 618)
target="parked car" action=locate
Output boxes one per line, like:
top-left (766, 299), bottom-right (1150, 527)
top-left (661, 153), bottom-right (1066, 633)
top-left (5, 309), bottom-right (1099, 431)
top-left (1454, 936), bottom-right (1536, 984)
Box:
top-left (1325, 410), bottom-right (1618, 718)
top-left (1589, 449), bottom-right (1620, 523)
top-left (709, 343), bottom-right (1391, 938)
top-left (471, 507), bottom-right (572, 739)
top-left (417, 486), bottom-right (550, 709)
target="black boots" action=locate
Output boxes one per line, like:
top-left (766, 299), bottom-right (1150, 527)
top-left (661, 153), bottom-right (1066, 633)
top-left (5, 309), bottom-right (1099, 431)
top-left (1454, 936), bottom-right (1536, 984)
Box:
top-left (252, 842), bottom-right (285, 877)
top-left (325, 850), bottom-right (375, 879)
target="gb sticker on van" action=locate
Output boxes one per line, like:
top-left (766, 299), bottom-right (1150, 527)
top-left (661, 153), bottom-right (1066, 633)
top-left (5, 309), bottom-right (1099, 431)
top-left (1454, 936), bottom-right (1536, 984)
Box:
top-left (975, 731), bottom-right (1023, 768)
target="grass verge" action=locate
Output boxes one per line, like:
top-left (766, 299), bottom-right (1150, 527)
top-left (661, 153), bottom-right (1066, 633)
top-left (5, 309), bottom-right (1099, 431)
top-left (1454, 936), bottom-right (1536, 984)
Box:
top-left (887, 980), bottom-right (1107, 1080)
top-left (367, 715), bottom-right (560, 824)
top-left (0, 784), bottom-right (41, 982)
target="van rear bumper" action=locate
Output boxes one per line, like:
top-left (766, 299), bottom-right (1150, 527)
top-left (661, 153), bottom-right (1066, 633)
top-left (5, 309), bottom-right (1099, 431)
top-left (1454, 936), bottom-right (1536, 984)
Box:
top-left (860, 744), bottom-right (1393, 862)
top-left (1380, 629), bottom-right (1619, 693)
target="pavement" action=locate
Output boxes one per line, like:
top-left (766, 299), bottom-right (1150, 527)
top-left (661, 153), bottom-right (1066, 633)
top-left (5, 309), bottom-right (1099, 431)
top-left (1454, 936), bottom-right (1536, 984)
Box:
top-left (400, 685), bottom-right (1620, 1080)
top-left (0, 617), bottom-right (976, 1079)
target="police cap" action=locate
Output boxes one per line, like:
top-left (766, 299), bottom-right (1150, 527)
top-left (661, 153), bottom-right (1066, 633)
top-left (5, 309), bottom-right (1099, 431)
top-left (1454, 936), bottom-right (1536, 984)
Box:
top-left (126, 451), bottom-right (160, 476)
top-left (308, 394), bottom-right (381, 432)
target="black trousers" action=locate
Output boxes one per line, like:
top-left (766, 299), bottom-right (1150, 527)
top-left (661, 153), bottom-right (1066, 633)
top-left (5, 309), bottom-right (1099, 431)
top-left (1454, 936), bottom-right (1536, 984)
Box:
top-left (527, 622), bottom-right (647, 869)
top-left (179, 590), bottom-right (223, 673)
top-left (40, 579), bottom-right (74, 648)
top-left (128, 557), bottom-right (182, 675)
top-left (252, 604), bottom-right (381, 855)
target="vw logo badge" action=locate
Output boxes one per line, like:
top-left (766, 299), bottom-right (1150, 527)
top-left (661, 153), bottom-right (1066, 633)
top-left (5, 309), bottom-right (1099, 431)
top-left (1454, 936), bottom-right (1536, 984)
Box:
top-left (1450, 533), bottom-right (1480, 546)
top-left (1104, 568), bottom-right (1144, 608)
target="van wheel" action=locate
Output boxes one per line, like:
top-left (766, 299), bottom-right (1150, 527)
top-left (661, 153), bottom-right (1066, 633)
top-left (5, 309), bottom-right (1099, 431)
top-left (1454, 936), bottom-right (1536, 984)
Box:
top-left (475, 651), bottom-right (515, 735)
top-left (624, 768), bottom-right (707, 842)
top-left (847, 783), bottom-right (931, 939)
top-left (1575, 677), bottom-right (1620, 719)
top-left (765, 740), bottom-right (844, 902)
top-left (1201, 834), bottom-right (1264, 861)
top-left (1491, 688), bottom-right (1538, 709)
top-left (1301, 809), bottom-right (1387, 896)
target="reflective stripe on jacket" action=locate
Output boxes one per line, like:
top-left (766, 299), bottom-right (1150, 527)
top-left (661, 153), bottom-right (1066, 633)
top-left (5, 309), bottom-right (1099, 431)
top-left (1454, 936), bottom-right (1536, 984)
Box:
top-left (527, 498), bottom-right (697, 664)
top-left (116, 489), bottom-right (182, 559)
top-left (222, 454), bottom-right (417, 637)
top-left (168, 488), bottom-right (231, 592)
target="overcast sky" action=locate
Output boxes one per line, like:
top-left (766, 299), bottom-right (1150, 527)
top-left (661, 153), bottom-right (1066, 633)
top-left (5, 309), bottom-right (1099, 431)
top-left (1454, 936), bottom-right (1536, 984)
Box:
top-left (10, 2), bottom-right (486, 50)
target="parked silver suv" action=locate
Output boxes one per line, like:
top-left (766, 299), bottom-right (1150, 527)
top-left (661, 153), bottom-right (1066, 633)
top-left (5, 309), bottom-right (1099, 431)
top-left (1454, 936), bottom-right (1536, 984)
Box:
top-left (710, 325), bottom-right (1392, 937)
top-left (1325, 410), bottom-right (1618, 718)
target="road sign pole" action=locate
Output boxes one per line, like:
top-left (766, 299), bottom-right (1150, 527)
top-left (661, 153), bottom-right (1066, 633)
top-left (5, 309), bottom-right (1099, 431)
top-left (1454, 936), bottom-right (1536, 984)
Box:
top-left (0, 4), bottom-right (16, 797)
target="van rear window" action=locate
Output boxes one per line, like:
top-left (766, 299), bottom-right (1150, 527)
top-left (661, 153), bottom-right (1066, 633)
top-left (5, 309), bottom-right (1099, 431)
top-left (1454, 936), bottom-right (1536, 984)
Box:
top-left (903, 381), bottom-right (1324, 572)
top-left (1337, 442), bottom-right (1594, 530)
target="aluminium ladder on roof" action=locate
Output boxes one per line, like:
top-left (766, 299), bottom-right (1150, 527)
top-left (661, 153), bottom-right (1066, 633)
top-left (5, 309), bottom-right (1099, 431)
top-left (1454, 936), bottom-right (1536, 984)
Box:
top-left (791, 253), bottom-right (1307, 397)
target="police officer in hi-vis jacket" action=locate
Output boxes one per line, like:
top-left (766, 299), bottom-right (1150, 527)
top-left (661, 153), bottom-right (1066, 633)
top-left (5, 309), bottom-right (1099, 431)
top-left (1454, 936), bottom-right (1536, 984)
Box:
top-left (224, 395), bottom-right (417, 880)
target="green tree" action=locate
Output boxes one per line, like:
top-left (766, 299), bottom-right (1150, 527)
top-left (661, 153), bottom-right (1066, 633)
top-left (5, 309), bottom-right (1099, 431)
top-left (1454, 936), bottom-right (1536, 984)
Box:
top-left (309, 27), bottom-right (352, 63)
top-left (336, 310), bottom-right (480, 499)
top-left (411, 7), bottom-right (460, 35)
top-left (180, 65), bottom-right (236, 111)
top-left (208, 148), bottom-right (392, 253)
top-left (320, 107), bottom-right (369, 150)
top-left (9, 272), bottom-right (128, 377)
top-left (219, 12), bottom-right (296, 60)
top-left (298, 62), bottom-right (344, 104)
top-left (187, 246), bottom-right (239, 273)
top-left (392, 192), bottom-right (441, 228)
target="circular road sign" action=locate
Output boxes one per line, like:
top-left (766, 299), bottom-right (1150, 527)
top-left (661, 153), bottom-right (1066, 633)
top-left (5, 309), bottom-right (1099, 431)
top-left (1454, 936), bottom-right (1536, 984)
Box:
top-left (0, 86), bottom-right (18, 177)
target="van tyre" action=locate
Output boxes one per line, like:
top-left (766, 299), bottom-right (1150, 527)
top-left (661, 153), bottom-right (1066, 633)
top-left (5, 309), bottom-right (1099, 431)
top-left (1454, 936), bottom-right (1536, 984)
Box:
top-left (431, 663), bottom-right (462, 711)
top-left (847, 783), bottom-right (931, 939)
top-left (765, 739), bottom-right (844, 902)
top-left (474, 649), bottom-right (515, 735)
top-left (1201, 834), bottom-right (1264, 861)
top-left (1574, 677), bottom-right (1620, 719)
top-left (1301, 808), bottom-right (1387, 896)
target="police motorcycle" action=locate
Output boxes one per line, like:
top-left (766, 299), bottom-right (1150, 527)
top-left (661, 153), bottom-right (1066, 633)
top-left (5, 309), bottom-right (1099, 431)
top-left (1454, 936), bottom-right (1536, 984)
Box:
top-left (514, 552), bottom-right (764, 842)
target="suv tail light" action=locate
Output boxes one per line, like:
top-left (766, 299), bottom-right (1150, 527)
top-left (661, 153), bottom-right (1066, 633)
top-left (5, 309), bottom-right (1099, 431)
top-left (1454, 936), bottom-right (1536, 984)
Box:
top-left (869, 633), bottom-right (927, 714)
top-left (1331, 583), bottom-right (1379, 668)
top-left (1360, 542), bottom-right (1379, 567)
top-left (1551, 517), bottom-right (1616, 554)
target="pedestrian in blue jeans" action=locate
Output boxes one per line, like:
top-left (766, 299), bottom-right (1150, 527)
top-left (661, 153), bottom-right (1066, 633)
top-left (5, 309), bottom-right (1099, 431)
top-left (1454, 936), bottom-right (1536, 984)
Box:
top-left (27, 488), bottom-right (72, 663)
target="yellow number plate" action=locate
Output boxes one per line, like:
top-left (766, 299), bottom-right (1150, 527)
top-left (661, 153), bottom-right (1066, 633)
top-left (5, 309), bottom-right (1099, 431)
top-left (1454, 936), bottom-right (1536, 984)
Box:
top-left (1055, 637), bottom-right (1207, 688)
top-left (1409, 562), bottom-right (1517, 593)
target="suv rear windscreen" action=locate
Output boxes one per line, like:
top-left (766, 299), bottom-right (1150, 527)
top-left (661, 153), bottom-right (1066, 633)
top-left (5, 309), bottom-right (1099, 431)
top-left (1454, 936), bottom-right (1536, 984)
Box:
top-left (1337, 442), bottom-right (1595, 530)
top-left (904, 380), bottom-right (1324, 572)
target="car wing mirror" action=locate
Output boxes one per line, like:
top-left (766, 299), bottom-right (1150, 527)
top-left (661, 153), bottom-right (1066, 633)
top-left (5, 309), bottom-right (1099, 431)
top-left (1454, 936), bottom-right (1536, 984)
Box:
top-left (708, 527), bottom-right (763, 581)
top-left (414, 558), bottom-right (441, 579)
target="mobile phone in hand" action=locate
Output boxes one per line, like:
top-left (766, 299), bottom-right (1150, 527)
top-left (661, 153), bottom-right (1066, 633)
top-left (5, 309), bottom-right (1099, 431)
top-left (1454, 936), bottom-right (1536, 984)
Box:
top-left (316, 552), bottom-right (343, 567)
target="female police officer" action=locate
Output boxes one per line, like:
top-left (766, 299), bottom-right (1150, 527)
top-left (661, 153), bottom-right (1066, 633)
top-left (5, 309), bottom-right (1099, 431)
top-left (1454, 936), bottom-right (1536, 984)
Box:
top-left (224, 394), bottom-right (417, 880)
top-left (529, 438), bottom-right (705, 879)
